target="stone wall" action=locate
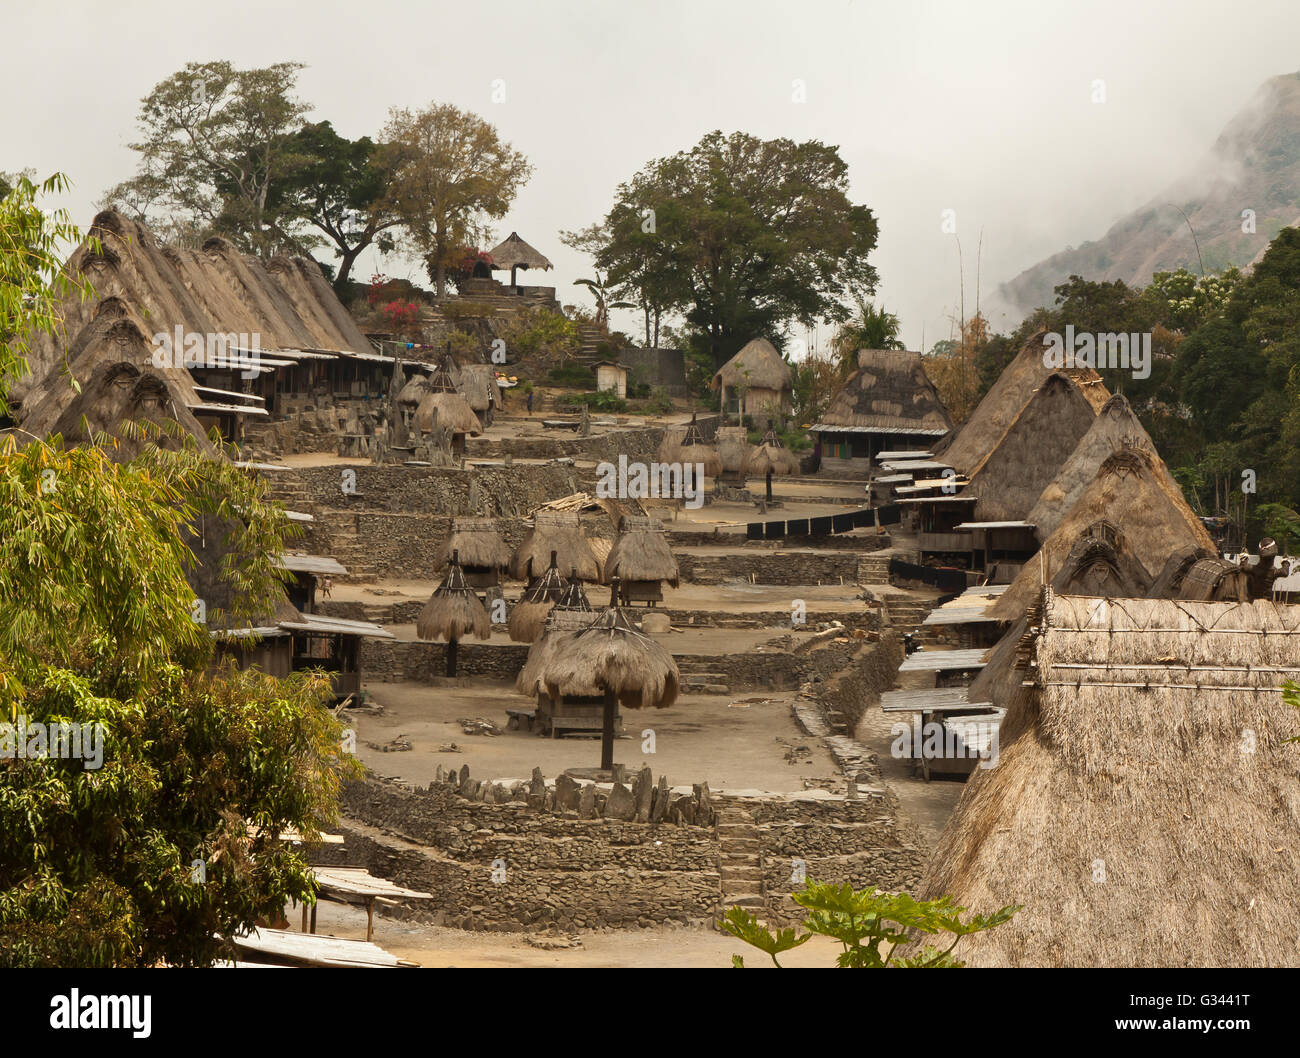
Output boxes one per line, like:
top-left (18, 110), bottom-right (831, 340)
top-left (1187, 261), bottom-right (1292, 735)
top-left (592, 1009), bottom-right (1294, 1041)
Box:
top-left (617, 347), bottom-right (688, 396)
top-left (676, 550), bottom-right (862, 586)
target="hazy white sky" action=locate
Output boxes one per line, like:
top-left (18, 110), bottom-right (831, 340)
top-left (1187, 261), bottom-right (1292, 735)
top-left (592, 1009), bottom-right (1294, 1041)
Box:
top-left (6, 0), bottom-right (1299, 352)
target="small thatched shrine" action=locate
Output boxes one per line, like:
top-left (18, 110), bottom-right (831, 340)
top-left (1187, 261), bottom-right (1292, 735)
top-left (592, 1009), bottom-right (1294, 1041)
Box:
top-left (510, 510), bottom-right (601, 583)
top-left (811, 349), bottom-right (952, 475)
top-left (413, 357), bottom-right (482, 454)
top-left (714, 426), bottom-right (753, 486)
top-left (604, 516), bottom-right (679, 605)
top-left (1179, 558), bottom-right (1251, 601)
top-left (748, 428), bottom-right (800, 501)
top-left (921, 589), bottom-right (1300, 967)
top-left (453, 362), bottom-right (502, 429)
top-left (487, 232), bottom-right (553, 288)
top-left (507, 551), bottom-right (570, 643)
top-left (657, 413), bottom-right (721, 478)
top-left (712, 338), bottom-right (793, 425)
top-left (417, 551), bottom-right (490, 676)
top-left (439, 517), bottom-right (510, 590)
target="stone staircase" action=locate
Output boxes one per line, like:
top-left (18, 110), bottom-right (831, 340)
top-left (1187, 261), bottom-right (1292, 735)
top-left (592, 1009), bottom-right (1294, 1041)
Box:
top-left (676, 660), bottom-right (732, 694)
top-left (857, 552), bottom-right (893, 585)
top-left (573, 321), bottom-right (606, 366)
top-left (883, 596), bottom-right (941, 646)
top-left (716, 804), bottom-right (765, 920)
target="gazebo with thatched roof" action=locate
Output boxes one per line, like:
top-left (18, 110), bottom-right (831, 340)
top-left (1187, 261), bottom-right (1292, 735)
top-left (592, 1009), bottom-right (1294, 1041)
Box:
top-left (439, 517), bottom-right (510, 591)
top-left (810, 348), bottom-right (952, 476)
top-left (604, 516), bottom-right (679, 606)
top-left (712, 338), bottom-right (793, 426)
top-left (520, 581), bottom-right (680, 770)
top-left (510, 509), bottom-right (601, 584)
top-left (413, 356), bottom-right (482, 455)
top-left (507, 551), bottom-right (569, 643)
top-left (488, 232), bottom-right (553, 288)
top-left (919, 589), bottom-right (1300, 967)
top-left (417, 551), bottom-right (490, 676)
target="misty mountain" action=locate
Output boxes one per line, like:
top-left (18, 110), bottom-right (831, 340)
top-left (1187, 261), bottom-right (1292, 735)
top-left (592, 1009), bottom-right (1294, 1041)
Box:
top-left (997, 72), bottom-right (1300, 317)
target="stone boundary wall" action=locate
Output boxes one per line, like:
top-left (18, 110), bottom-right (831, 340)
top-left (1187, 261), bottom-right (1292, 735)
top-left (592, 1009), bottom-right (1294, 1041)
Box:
top-left (676, 551), bottom-right (862, 586)
top-left (465, 424), bottom-right (664, 462)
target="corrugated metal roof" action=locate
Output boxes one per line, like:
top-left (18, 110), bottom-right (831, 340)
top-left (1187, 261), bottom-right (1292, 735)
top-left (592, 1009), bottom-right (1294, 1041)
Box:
top-left (811, 424), bottom-right (948, 436)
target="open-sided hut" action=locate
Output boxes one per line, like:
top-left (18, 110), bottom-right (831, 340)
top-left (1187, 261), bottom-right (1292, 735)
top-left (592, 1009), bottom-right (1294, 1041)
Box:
top-left (712, 338), bottom-right (793, 425)
top-left (748, 428), bottom-right (800, 501)
top-left (524, 583), bottom-right (680, 770)
top-left (1024, 393), bottom-right (1160, 542)
top-left (438, 517), bottom-right (510, 590)
top-left (810, 349), bottom-right (952, 475)
top-left (510, 510), bottom-right (601, 583)
top-left (935, 332), bottom-right (1107, 475)
top-left (604, 516), bottom-right (679, 605)
top-left (920, 590), bottom-right (1300, 967)
top-left (507, 552), bottom-right (569, 643)
top-left (417, 551), bottom-right (490, 676)
top-left (487, 232), bottom-right (553, 288)
top-left (988, 447), bottom-right (1217, 623)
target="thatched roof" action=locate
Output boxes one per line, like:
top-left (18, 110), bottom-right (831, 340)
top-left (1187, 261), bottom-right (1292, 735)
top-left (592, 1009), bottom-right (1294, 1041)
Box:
top-left (487, 232), bottom-right (552, 273)
top-left (453, 362), bottom-right (501, 413)
top-left (438, 518), bottom-right (510, 571)
top-left (413, 390), bottom-right (482, 436)
top-left (514, 606), bottom-right (599, 697)
top-left (658, 414), bottom-right (721, 477)
top-left (715, 426), bottom-right (752, 475)
top-left (1180, 558), bottom-right (1251, 601)
top-left (921, 590), bottom-right (1300, 967)
top-left (510, 510), bottom-right (600, 582)
top-left (1150, 547), bottom-right (1215, 597)
top-left (712, 338), bottom-right (793, 393)
top-left (604, 517), bottom-right (679, 586)
top-left (528, 594), bottom-right (680, 708)
top-left (1025, 394), bottom-right (1162, 542)
top-left (935, 332), bottom-right (1108, 475)
top-left (989, 447), bottom-right (1218, 623)
top-left (16, 209), bottom-right (375, 409)
top-left (416, 557), bottom-right (490, 642)
top-left (748, 428), bottom-right (800, 477)
top-left (507, 554), bottom-right (569, 643)
top-left (962, 373), bottom-right (1108, 523)
top-left (1050, 522), bottom-right (1152, 598)
top-left (396, 375), bottom-right (431, 408)
top-left (816, 349), bottom-right (952, 434)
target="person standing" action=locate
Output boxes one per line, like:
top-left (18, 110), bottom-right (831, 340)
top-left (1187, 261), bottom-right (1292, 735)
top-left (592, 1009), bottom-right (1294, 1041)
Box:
top-left (526, 389), bottom-right (534, 415)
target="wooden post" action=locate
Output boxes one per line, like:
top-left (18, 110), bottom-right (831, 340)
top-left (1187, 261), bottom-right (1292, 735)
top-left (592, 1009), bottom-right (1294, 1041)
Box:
top-left (600, 689), bottom-right (616, 771)
top-left (447, 637), bottom-right (458, 678)
top-left (766, 470), bottom-right (774, 502)
top-left (366, 898), bottom-right (375, 942)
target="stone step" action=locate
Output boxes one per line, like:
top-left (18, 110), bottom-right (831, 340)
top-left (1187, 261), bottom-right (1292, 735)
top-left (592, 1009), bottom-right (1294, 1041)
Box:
top-left (722, 895), bottom-right (765, 909)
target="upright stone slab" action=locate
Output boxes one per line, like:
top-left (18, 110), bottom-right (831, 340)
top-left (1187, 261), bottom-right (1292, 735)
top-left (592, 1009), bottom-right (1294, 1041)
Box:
top-left (650, 775), bottom-right (671, 823)
top-left (556, 773), bottom-right (581, 812)
top-left (605, 782), bottom-right (636, 821)
top-left (577, 783), bottom-right (598, 819)
top-left (633, 766), bottom-right (654, 822)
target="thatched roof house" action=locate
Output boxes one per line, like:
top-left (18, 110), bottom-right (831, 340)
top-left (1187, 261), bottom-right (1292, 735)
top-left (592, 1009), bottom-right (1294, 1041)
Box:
top-left (935, 332), bottom-right (1108, 475)
top-left (510, 510), bottom-right (601, 582)
top-left (811, 349), bottom-right (952, 474)
top-left (712, 338), bottom-right (793, 422)
top-left (438, 518), bottom-right (510, 587)
top-left (921, 590), bottom-right (1300, 967)
top-left (1025, 394), bottom-right (1160, 542)
top-left (961, 373), bottom-right (1110, 524)
top-left (487, 232), bottom-right (553, 286)
top-left (988, 447), bottom-right (1217, 623)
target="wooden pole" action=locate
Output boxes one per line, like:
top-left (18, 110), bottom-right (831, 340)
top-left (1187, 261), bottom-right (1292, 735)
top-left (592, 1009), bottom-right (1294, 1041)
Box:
top-left (766, 470), bottom-right (773, 502)
top-left (600, 689), bottom-right (616, 771)
top-left (447, 637), bottom-right (458, 678)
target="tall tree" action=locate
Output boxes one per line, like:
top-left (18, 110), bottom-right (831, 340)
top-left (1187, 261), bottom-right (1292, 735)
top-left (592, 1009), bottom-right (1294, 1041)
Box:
top-left (577, 131), bottom-right (880, 367)
top-left (104, 61), bottom-right (312, 256)
top-left (831, 298), bottom-right (904, 377)
top-left (382, 103), bottom-right (533, 297)
top-left (272, 121), bottom-right (401, 293)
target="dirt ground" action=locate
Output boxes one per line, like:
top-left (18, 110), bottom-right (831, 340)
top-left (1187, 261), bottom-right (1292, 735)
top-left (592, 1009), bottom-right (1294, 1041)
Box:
top-left (352, 680), bottom-right (837, 793)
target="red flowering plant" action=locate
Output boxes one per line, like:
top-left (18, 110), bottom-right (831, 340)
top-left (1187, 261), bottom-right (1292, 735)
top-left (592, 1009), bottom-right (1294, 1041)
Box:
top-left (380, 299), bottom-right (421, 339)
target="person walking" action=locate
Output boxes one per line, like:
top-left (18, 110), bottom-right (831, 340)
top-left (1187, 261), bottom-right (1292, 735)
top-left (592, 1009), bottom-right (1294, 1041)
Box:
top-left (321, 575), bottom-right (333, 600)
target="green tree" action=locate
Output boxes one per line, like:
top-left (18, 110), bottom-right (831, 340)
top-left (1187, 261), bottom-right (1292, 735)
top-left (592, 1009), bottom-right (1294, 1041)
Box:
top-left (577, 131), bottom-right (879, 367)
top-left (720, 879), bottom-right (1017, 968)
top-left (382, 102), bottom-right (533, 297)
top-left (831, 298), bottom-right (903, 377)
top-left (104, 61), bottom-right (312, 255)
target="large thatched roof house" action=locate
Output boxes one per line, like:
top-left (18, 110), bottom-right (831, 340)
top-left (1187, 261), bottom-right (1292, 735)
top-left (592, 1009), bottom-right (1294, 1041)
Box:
top-left (810, 349), bottom-right (952, 475)
top-left (712, 338), bottom-right (793, 425)
top-left (921, 590), bottom-right (1300, 967)
top-left (935, 332), bottom-right (1107, 475)
top-left (15, 209), bottom-right (398, 448)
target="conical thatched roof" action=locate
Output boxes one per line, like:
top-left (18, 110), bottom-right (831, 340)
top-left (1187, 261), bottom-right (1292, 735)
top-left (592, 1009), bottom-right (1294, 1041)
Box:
top-left (712, 338), bottom-right (793, 393)
top-left (715, 426), bottom-right (753, 475)
top-left (817, 349), bottom-right (952, 435)
top-left (396, 375), bottom-right (431, 407)
top-left (962, 373), bottom-right (1108, 523)
top-left (510, 510), bottom-right (600, 582)
top-left (658, 414), bottom-right (721, 477)
top-left (507, 554), bottom-right (570, 644)
top-left (1024, 394), bottom-right (1162, 542)
top-left (438, 518), bottom-right (510, 571)
top-left (454, 362), bottom-right (501, 413)
top-left (530, 594), bottom-right (680, 709)
top-left (514, 605), bottom-right (599, 697)
top-left (487, 232), bottom-right (553, 273)
top-left (921, 590), bottom-right (1300, 967)
top-left (416, 557), bottom-right (491, 642)
top-left (413, 390), bottom-right (482, 436)
top-left (604, 517), bottom-right (679, 586)
top-left (748, 428), bottom-right (800, 477)
top-left (988, 447), bottom-right (1218, 622)
top-left (935, 332), bottom-right (1108, 475)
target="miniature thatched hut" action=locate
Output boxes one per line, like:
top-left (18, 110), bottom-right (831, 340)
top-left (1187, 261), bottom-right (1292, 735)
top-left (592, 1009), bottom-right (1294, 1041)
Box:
top-left (604, 516), bottom-right (679, 605)
top-left (988, 447), bottom-right (1217, 623)
top-left (487, 232), bottom-right (553, 288)
top-left (1024, 393), bottom-right (1160, 542)
top-left (920, 590), bottom-right (1300, 967)
top-left (454, 362), bottom-right (502, 429)
top-left (810, 349), bottom-right (952, 475)
top-left (413, 358), bottom-right (482, 454)
top-left (657, 413), bottom-right (722, 477)
top-left (712, 338), bottom-right (793, 425)
top-left (507, 551), bottom-right (569, 643)
top-left (1049, 520), bottom-right (1152, 598)
top-left (510, 510), bottom-right (601, 583)
top-left (438, 517), bottom-right (510, 590)
top-left (523, 582), bottom-right (680, 770)
top-left (935, 332), bottom-right (1107, 475)
top-left (748, 428), bottom-right (800, 501)
top-left (417, 551), bottom-right (490, 676)
top-left (1179, 558), bottom-right (1251, 601)
top-left (961, 373), bottom-right (1110, 524)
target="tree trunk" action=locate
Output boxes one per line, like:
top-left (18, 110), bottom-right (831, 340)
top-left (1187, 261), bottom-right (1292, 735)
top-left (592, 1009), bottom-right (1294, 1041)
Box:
top-left (334, 246), bottom-right (362, 295)
top-left (644, 303), bottom-right (651, 348)
top-left (447, 637), bottom-right (458, 678)
top-left (600, 690), bottom-right (616, 771)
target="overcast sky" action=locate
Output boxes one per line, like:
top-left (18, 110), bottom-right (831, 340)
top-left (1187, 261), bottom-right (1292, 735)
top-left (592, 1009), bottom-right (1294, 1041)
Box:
top-left (6, 0), bottom-right (1299, 353)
